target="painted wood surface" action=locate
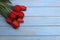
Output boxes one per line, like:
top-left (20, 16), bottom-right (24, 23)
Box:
top-left (1, 36), bottom-right (60, 40)
top-left (12, 0), bottom-right (60, 6)
top-left (1, 7), bottom-right (60, 16)
top-left (0, 17), bottom-right (60, 27)
top-left (0, 0), bottom-right (60, 40)
top-left (23, 7), bottom-right (60, 16)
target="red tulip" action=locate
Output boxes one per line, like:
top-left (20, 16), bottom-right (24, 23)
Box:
top-left (13, 5), bottom-right (21, 12)
top-left (21, 6), bottom-right (27, 11)
top-left (9, 11), bottom-right (16, 19)
top-left (12, 21), bottom-right (20, 29)
top-left (17, 18), bottom-right (24, 23)
top-left (6, 17), bottom-right (12, 24)
top-left (18, 12), bottom-right (24, 19)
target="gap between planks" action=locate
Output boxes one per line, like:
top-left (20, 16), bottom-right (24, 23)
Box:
top-left (0, 15), bottom-right (60, 18)
top-left (27, 6), bottom-right (60, 8)
top-left (2, 25), bottom-right (60, 27)
top-left (0, 35), bottom-right (60, 37)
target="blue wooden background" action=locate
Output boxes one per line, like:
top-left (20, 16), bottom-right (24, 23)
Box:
top-left (0, 0), bottom-right (60, 40)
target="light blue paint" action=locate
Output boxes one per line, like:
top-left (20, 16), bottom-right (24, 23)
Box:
top-left (25, 7), bottom-right (60, 16)
top-left (0, 27), bottom-right (60, 35)
top-left (12, 0), bottom-right (60, 6)
top-left (1, 17), bottom-right (60, 27)
top-left (0, 36), bottom-right (57, 40)
top-left (0, 0), bottom-right (60, 40)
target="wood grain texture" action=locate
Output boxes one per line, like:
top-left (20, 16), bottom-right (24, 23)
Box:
top-left (0, 17), bottom-right (60, 35)
top-left (12, 0), bottom-right (60, 6)
top-left (25, 7), bottom-right (60, 16)
top-left (0, 17), bottom-right (60, 27)
top-left (0, 27), bottom-right (60, 35)
top-left (0, 0), bottom-right (60, 40)
top-left (0, 36), bottom-right (60, 40)
top-left (1, 7), bottom-right (60, 16)
top-left (0, 36), bottom-right (59, 40)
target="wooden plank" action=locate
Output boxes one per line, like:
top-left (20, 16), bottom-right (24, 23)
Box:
top-left (0, 7), bottom-right (60, 16)
top-left (0, 36), bottom-right (58, 40)
top-left (0, 17), bottom-right (60, 35)
top-left (0, 27), bottom-right (60, 35)
top-left (25, 7), bottom-right (60, 16)
top-left (0, 17), bottom-right (60, 27)
top-left (9, 7), bottom-right (60, 16)
top-left (12, 0), bottom-right (60, 6)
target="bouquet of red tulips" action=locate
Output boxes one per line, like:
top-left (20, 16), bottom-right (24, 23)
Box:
top-left (0, 0), bottom-right (27, 29)
top-left (6, 5), bottom-right (27, 29)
